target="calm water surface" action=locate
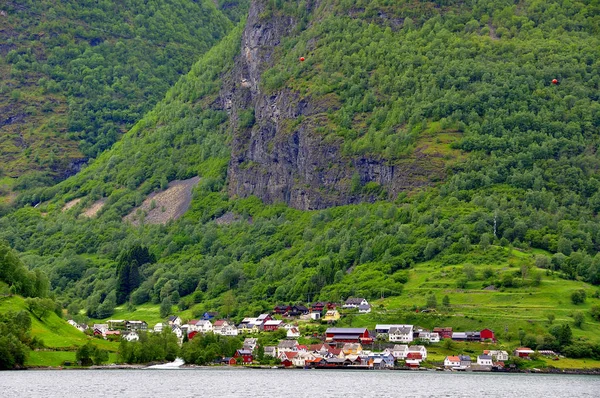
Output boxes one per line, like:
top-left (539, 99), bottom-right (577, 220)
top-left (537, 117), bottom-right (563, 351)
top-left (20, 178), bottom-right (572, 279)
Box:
top-left (1, 368), bottom-right (599, 397)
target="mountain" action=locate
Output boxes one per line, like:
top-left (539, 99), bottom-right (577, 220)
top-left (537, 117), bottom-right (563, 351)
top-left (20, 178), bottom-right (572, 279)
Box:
top-left (0, 0), bottom-right (237, 188)
top-left (1, 0), bottom-right (600, 346)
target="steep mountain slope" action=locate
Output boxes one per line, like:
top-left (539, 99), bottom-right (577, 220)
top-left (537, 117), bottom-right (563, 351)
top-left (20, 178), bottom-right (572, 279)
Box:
top-left (0, 0), bottom-right (233, 184)
top-left (1, 0), bottom-right (600, 346)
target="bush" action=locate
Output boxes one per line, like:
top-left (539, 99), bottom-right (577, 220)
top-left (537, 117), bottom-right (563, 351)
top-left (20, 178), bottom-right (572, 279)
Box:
top-left (571, 290), bottom-right (586, 305)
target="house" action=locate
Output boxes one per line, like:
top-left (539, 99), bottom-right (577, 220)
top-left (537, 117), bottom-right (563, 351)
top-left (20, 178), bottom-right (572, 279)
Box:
top-left (343, 297), bottom-right (369, 309)
top-left (323, 310), bottom-right (340, 321)
top-left (477, 354), bottom-right (493, 366)
top-left (243, 338), bottom-right (258, 352)
top-left (310, 312), bottom-right (321, 320)
top-left (342, 343), bottom-right (363, 355)
top-left (392, 344), bottom-right (409, 360)
top-left (358, 304), bottom-right (372, 314)
top-left (154, 323), bottom-right (164, 333)
top-left (413, 328), bottom-right (439, 343)
top-left (405, 352), bottom-right (423, 368)
top-left (487, 350), bottom-right (509, 362)
top-left (93, 324), bottom-right (109, 334)
top-left (123, 331), bottom-right (139, 342)
top-left (277, 340), bottom-right (299, 356)
top-left (195, 320), bottom-right (213, 333)
top-left (459, 355), bottom-right (472, 368)
top-left (287, 327), bottom-right (301, 338)
top-left (289, 305), bottom-right (309, 316)
top-left (279, 351), bottom-right (298, 367)
top-left (125, 320), bottom-right (148, 332)
top-left (292, 352), bottom-right (316, 367)
top-left (273, 305), bottom-right (291, 315)
top-left (171, 325), bottom-right (183, 339)
top-left (388, 326), bottom-right (414, 343)
top-left (68, 320), bottom-right (87, 333)
top-left (480, 328), bottom-right (496, 342)
top-left (201, 312), bottom-right (219, 321)
top-left (256, 313), bottom-right (272, 324)
top-left (224, 357), bottom-right (236, 366)
top-left (219, 325), bottom-right (238, 336)
top-left (188, 330), bottom-right (198, 340)
top-left (311, 302), bottom-right (326, 313)
top-left (237, 323), bottom-right (260, 334)
top-left (263, 320), bottom-right (283, 331)
top-left (375, 324), bottom-right (413, 335)
top-left (264, 346), bottom-right (277, 357)
top-left (514, 347), bottom-right (535, 358)
top-left (325, 328), bottom-right (372, 344)
top-left (408, 345), bottom-right (428, 360)
top-left (234, 349), bottom-right (253, 364)
top-left (213, 319), bottom-right (229, 333)
top-left (433, 327), bottom-right (453, 339)
top-left (444, 356), bottom-right (461, 368)
top-left (168, 316), bottom-right (182, 326)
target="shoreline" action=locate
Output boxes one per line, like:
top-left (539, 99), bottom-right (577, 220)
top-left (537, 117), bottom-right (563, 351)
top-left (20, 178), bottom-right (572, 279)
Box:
top-left (20, 364), bottom-right (600, 375)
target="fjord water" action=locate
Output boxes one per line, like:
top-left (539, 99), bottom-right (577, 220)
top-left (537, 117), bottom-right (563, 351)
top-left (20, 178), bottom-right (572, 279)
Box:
top-left (1, 369), bottom-right (599, 397)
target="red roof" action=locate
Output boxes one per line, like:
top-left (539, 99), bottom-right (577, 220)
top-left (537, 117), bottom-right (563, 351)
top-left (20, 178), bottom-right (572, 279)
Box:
top-left (213, 320), bottom-right (226, 326)
top-left (407, 352), bottom-right (422, 359)
top-left (328, 347), bottom-right (342, 356)
top-left (283, 352), bottom-right (298, 360)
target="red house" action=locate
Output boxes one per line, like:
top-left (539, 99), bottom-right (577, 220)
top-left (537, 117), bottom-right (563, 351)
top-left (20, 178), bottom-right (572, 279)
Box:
top-left (225, 357), bottom-right (236, 366)
top-left (234, 349), bottom-right (253, 364)
top-left (263, 320), bottom-right (283, 331)
top-left (311, 302), bottom-right (325, 313)
top-left (273, 305), bottom-right (291, 314)
top-left (325, 328), bottom-right (373, 344)
top-left (480, 328), bottom-right (496, 342)
top-left (188, 331), bottom-right (198, 340)
top-left (280, 351), bottom-right (297, 367)
top-left (433, 327), bottom-right (453, 339)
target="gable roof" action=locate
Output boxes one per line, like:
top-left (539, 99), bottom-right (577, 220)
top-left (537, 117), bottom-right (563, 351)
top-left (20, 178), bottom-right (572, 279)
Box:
top-left (345, 297), bottom-right (366, 305)
top-left (446, 356), bottom-right (460, 362)
top-left (278, 340), bottom-right (298, 348)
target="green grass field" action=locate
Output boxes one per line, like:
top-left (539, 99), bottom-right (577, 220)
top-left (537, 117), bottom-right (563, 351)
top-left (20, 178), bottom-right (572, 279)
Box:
top-left (0, 295), bottom-right (119, 367)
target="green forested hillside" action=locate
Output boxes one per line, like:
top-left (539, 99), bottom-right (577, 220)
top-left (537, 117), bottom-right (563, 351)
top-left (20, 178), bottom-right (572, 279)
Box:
top-left (0, 0), bottom-right (234, 183)
top-left (1, 0), bottom-right (600, 355)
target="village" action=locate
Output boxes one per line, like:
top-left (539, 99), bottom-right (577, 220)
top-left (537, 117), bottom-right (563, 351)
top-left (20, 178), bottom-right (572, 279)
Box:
top-left (68, 297), bottom-right (553, 371)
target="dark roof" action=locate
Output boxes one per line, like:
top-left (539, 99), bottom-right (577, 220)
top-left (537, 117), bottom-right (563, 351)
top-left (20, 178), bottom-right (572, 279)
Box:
top-left (345, 297), bottom-right (366, 304)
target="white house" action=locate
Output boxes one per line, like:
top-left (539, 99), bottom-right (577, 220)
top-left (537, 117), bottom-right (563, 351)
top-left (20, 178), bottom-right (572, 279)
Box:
top-left (219, 325), bottom-right (239, 336)
top-left (171, 325), bottom-right (183, 339)
top-left (343, 297), bottom-right (369, 309)
top-left (93, 324), bottom-right (109, 334)
top-left (414, 328), bottom-right (440, 343)
top-left (389, 326), bottom-right (414, 343)
top-left (292, 351), bottom-right (316, 367)
top-left (392, 344), bottom-right (409, 359)
top-left (477, 354), bottom-right (493, 366)
top-left (444, 356), bottom-right (461, 368)
top-left (488, 350), bottom-right (509, 361)
top-left (243, 338), bottom-right (258, 352)
top-left (287, 327), bottom-right (301, 338)
top-left (154, 323), bottom-right (164, 333)
top-left (195, 320), bottom-right (213, 333)
top-left (168, 316), bottom-right (182, 326)
top-left (123, 331), bottom-right (139, 342)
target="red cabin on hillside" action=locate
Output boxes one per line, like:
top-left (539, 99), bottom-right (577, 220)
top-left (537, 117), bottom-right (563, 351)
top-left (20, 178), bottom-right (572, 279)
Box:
top-left (480, 328), bottom-right (496, 342)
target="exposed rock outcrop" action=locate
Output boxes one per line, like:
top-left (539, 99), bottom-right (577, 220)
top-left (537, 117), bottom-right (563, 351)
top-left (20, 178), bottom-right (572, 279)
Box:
top-left (225, 1), bottom-right (451, 210)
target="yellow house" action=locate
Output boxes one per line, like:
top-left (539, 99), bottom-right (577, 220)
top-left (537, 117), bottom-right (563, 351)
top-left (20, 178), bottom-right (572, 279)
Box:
top-left (342, 343), bottom-right (363, 356)
top-left (323, 310), bottom-right (340, 321)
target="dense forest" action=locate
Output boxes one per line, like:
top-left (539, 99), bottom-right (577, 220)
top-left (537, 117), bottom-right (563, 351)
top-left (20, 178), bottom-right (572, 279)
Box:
top-left (0, 0), bottom-right (599, 351)
top-left (0, 0), bottom-right (241, 182)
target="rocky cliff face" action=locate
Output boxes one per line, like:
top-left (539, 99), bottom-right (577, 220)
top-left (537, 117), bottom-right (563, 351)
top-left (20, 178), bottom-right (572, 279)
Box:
top-left (225, 1), bottom-right (447, 210)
